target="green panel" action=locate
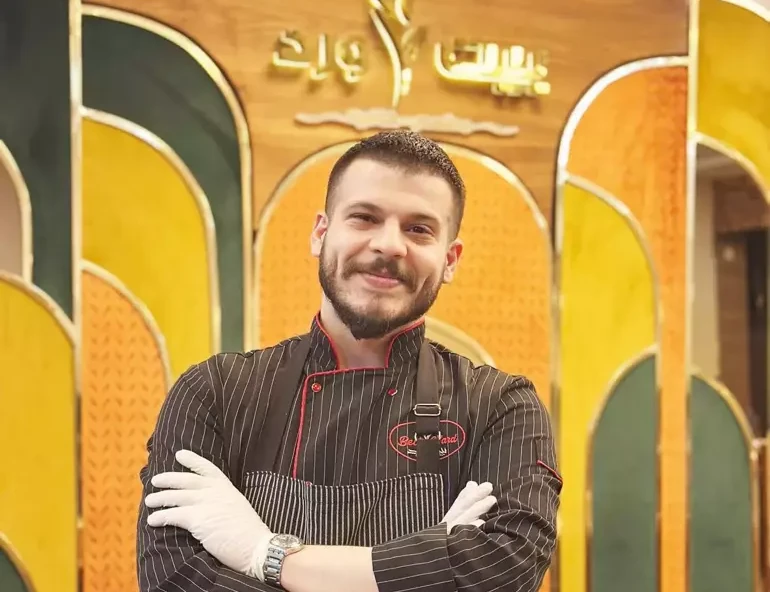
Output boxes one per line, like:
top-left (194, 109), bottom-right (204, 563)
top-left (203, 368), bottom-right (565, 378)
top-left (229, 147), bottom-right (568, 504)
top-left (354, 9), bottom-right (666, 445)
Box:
top-left (82, 14), bottom-right (246, 351)
top-left (590, 353), bottom-right (657, 592)
top-left (0, 545), bottom-right (30, 592)
top-left (690, 376), bottom-right (754, 592)
top-left (0, 0), bottom-right (73, 316)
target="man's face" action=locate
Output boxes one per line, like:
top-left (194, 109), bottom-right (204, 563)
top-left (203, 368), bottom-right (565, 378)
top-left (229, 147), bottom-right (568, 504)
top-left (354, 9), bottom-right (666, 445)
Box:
top-left (311, 158), bottom-right (463, 340)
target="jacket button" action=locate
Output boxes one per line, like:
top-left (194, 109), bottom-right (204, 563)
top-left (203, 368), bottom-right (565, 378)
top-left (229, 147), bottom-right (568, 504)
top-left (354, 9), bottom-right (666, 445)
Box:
top-left (311, 382), bottom-right (322, 392)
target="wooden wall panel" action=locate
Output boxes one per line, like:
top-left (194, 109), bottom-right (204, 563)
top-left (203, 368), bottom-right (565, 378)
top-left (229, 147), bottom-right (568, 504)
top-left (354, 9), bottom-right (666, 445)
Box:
top-left (88, 0), bottom-right (687, 222)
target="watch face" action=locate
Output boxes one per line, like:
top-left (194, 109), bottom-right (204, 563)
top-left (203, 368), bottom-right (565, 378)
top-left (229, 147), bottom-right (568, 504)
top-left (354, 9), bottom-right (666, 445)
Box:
top-left (272, 534), bottom-right (303, 549)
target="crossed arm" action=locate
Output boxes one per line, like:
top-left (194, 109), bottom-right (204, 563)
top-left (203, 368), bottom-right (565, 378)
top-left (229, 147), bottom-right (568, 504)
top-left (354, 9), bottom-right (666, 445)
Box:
top-left (137, 366), bottom-right (562, 592)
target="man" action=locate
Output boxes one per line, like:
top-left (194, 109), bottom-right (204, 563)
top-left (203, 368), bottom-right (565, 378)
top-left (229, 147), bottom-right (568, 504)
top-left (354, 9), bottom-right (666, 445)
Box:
top-left (137, 131), bottom-right (562, 592)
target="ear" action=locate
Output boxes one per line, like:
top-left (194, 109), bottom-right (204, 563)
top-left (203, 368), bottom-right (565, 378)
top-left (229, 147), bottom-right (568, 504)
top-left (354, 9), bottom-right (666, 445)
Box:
top-left (442, 239), bottom-right (463, 283)
top-left (310, 212), bottom-right (329, 258)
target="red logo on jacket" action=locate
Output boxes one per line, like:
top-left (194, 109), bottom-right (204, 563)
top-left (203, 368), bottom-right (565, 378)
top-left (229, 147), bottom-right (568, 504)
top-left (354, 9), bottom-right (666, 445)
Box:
top-left (388, 420), bottom-right (466, 461)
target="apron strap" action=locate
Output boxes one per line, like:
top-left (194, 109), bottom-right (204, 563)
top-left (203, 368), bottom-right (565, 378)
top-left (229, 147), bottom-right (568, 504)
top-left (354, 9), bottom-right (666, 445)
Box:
top-left (414, 340), bottom-right (442, 475)
top-left (252, 333), bottom-right (313, 473)
top-left (244, 332), bottom-right (442, 477)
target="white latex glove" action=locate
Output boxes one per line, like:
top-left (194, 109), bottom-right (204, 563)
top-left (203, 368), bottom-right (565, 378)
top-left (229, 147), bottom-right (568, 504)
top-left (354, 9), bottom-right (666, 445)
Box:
top-left (145, 450), bottom-right (272, 581)
top-left (442, 481), bottom-right (497, 533)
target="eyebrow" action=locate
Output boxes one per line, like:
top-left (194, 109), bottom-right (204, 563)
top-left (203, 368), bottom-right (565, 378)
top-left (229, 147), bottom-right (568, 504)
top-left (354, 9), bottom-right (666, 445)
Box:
top-left (344, 201), bottom-right (443, 228)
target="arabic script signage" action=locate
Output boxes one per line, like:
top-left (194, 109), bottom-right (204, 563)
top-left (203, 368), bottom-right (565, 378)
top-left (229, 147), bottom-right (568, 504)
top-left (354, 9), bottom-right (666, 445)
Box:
top-left (270, 0), bottom-right (550, 108)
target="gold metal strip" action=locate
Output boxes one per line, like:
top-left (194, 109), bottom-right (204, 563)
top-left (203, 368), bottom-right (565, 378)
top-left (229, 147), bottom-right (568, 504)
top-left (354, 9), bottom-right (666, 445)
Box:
top-left (0, 532), bottom-right (37, 592)
top-left (69, 0), bottom-right (84, 576)
top-left (720, 0), bottom-right (770, 21)
top-left (81, 4), bottom-right (254, 350)
top-left (0, 142), bottom-right (33, 282)
top-left (685, 6), bottom-right (701, 592)
top-left (555, 56), bottom-right (687, 592)
top-left (693, 373), bottom-right (762, 592)
top-left (694, 132), bottom-right (770, 203)
top-left (82, 107), bottom-right (222, 355)
top-left (81, 260), bottom-right (173, 390)
top-left (585, 345), bottom-right (659, 591)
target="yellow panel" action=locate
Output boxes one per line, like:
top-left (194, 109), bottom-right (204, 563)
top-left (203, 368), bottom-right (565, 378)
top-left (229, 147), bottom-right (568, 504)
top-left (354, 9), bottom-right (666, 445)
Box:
top-left (558, 182), bottom-right (656, 592)
top-left (698, 0), bottom-right (770, 193)
top-left (0, 273), bottom-right (77, 592)
top-left (256, 143), bottom-right (551, 394)
top-left (81, 263), bottom-right (170, 592)
top-left (82, 113), bottom-right (217, 379)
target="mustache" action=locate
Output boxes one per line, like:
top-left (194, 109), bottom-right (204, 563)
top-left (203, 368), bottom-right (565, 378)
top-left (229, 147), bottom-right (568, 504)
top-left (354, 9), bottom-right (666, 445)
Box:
top-left (344, 258), bottom-right (415, 288)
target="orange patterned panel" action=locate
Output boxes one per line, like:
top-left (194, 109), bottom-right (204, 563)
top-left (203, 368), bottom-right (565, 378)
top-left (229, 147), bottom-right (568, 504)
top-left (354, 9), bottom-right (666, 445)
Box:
top-left (434, 147), bottom-right (551, 406)
top-left (256, 144), bottom-right (551, 406)
top-left (565, 64), bottom-right (688, 592)
top-left (81, 266), bottom-right (170, 592)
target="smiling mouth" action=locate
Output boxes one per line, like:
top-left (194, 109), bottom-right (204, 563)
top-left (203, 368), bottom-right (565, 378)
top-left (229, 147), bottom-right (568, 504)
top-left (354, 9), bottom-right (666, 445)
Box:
top-left (360, 272), bottom-right (403, 288)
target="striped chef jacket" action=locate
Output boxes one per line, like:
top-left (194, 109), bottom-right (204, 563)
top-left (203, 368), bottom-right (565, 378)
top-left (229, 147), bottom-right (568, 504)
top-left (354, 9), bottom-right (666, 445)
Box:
top-left (137, 316), bottom-right (562, 592)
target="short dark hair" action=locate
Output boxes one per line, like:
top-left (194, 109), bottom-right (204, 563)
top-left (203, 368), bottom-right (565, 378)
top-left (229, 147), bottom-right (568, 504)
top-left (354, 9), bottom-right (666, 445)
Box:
top-left (324, 131), bottom-right (466, 237)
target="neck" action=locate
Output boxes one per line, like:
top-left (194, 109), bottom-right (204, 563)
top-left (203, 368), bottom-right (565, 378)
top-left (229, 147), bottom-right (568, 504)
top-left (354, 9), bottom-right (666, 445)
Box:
top-left (318, 300), bottom-right (414, 369)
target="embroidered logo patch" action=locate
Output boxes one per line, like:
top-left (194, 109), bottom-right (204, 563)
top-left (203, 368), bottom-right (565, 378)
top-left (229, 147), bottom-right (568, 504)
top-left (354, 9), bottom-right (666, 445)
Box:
top-left (388, 420), bottom-right (466, 461)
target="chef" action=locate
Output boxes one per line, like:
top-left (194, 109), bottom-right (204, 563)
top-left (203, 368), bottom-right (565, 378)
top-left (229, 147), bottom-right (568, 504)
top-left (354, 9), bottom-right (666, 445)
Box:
top-left (137, 130), bottom-right (562, 592)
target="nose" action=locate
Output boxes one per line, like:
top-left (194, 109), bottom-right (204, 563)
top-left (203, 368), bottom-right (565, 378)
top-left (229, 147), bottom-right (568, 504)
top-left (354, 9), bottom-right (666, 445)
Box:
top-left (368, 219), bottom-right (407, 258)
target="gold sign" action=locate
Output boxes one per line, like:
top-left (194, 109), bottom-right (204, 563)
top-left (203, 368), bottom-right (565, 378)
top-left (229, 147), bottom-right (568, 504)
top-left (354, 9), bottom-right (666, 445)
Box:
top-left (272, 31), bottom-right (366, 85)
top-left (269, 0), bottom-right (550, 106)
top-left (434, 41), bottom-right (550, 98)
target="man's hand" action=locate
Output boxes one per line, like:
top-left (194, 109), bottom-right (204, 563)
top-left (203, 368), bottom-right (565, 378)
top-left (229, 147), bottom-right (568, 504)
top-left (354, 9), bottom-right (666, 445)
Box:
top-left (442, 481), bottom-right (496, 532)
top-left (145, 450), bottom-right (272, 580)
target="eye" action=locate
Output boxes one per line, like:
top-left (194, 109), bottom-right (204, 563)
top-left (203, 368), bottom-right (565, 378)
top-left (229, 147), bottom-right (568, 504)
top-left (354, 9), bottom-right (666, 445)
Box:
top-left (408, 225), bottom-right (433, 235)
top-left (350, 213), bottom-right (377, 223)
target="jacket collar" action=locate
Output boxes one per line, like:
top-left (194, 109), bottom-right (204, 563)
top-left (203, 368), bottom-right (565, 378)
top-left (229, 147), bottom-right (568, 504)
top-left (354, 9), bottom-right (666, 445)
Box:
top-left (307, 313), bottom-right (425, 372)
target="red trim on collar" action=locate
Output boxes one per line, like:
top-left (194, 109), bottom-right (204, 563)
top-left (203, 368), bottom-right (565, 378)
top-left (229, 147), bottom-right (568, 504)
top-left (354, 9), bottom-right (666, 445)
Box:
top-left (313, 313), bottom-right (424, 369)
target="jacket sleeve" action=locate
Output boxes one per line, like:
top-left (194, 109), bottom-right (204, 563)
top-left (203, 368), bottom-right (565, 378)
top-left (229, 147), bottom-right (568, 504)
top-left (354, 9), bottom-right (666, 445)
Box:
top-left (136, 363), bottom-right (274, 592)
top-left (370, 375), bottom-right (562, 592)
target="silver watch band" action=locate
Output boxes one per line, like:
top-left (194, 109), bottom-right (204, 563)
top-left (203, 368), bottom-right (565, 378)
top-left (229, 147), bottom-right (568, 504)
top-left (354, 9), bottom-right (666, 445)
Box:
top-left (263, 534), bottom-right (304, 589)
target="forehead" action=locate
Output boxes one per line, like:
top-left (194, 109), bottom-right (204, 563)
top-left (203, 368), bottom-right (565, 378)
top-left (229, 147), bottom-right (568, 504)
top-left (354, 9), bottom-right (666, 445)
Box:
top-left (332, 158), bottom-right (455, 220)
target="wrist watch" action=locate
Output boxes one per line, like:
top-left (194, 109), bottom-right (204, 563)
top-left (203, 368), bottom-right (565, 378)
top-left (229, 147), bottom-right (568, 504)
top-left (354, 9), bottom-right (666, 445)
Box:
top-left (263, 533), bottom-right (305, 588)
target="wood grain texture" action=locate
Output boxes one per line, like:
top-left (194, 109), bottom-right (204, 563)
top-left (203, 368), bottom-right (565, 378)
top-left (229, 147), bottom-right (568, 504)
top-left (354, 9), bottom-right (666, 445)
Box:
top-left (86, 0), bottom-right (687, 223)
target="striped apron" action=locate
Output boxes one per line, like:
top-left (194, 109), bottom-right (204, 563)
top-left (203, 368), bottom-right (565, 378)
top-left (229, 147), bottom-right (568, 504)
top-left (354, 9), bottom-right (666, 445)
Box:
top-left (240, 334), bottom-right (447, 547)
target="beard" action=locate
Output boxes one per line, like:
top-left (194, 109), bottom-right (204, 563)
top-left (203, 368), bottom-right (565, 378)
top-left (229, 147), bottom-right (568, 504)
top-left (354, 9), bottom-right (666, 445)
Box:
top-left (318, 243), bottom-right (443, 340)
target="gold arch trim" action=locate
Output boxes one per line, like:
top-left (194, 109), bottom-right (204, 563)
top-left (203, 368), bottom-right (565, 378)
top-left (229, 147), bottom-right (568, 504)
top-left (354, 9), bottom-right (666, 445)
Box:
top-left (0, 271), bottom-right (76, 343)
top-left (720, 0), bottom-right (770, 20)
top-left (82, 107), bottom-right (222, 354)
top-left (585, 345), bottom-right (659, 591)
top-left (81, 3), bottom-right (254, 349)
top-left (556, 55), bottom-right (689, 177)
top-left (425, 316), bottom-right (495, 367)
top-left (691, 372), bottom-right (762, 592)
top-left (0, 142), bottom-right (33, 282)
top-left (81, 260), bottom-right (173, 389)
top-left (0, 532), bottom-right (37, 592)
top-left (68, 0), bottom-right (83, 574)
top-left (695, 132), bottom-right (770, 204)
